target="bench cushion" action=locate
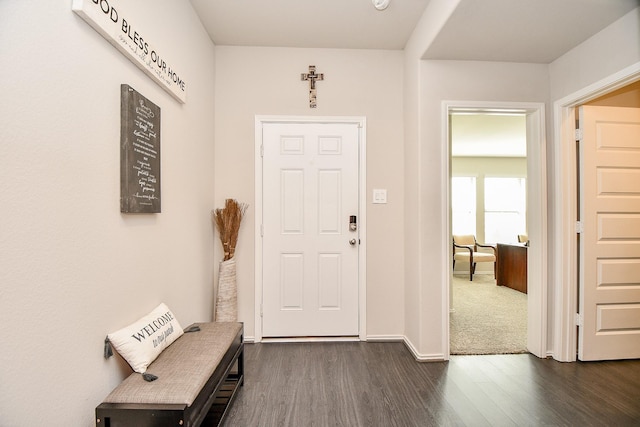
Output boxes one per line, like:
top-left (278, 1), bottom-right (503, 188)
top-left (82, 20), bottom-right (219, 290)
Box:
top-left (103, 322), bottom-right (242, 406)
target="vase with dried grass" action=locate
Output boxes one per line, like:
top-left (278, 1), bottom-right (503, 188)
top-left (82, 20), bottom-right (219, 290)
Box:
top-left (212, 199), bottom-right (247, 322)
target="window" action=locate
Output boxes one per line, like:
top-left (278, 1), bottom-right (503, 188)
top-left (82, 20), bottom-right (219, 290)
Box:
top-left (484, 177), bottom-right (526, 243)
top-left (452, 176), bottom-right (476, 236)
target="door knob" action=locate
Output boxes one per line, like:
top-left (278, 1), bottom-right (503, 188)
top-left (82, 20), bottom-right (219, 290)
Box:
top-left (349, 239), bottom-right (357, 246)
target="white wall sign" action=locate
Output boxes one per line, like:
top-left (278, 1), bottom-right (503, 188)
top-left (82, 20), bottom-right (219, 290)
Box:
top-left (72, 0), bottom-right (187, 104)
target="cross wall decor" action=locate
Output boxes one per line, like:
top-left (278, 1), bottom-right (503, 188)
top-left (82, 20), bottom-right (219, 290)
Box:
top-left (301, 65), bottom-right (324, 108)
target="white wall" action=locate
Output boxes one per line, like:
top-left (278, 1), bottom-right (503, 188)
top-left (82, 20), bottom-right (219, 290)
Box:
top-left (402, 0), bottom-right (461, 359)
top-left (1, 4), bottom-right (635, 423)
top-left (549, 7), bottom-right (640, 101)
top-left (403, 6), bottom-right (640, 361)
top-left (411, 60), bottom-right (549, 357)
top-left (0, 1), bottom-right (216, 425)
top-left (546, 6), bottom-right (640, 359)
top-left (213, 46), bottom-right (406, 340)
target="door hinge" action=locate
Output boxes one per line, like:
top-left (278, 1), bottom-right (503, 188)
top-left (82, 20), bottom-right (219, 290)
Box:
top-left (260, 303), bottom-right (263, 317)
top-left (575, 313), bottom-right (583, 327)
top-left (260, 224), bottom-right (264, 237)
top-left (575, 221), bottom-right (583, 234)
top-left (575, 128), bottom-right (583, 141)
top-left (260, 144), bottom-right (264, 157)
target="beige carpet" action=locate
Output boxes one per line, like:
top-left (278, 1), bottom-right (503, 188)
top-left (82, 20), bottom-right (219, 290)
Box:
top-left (450, 273), bottom-right (527, 355)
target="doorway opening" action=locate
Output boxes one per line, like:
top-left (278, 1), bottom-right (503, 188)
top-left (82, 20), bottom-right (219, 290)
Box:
top-left (443, 101), bottom-right (547, 359)
top-left (450, 111), bottom-right (528, 354)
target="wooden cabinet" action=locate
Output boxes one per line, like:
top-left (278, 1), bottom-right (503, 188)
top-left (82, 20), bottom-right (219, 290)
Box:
top-left (496, 243), bottom-right (527, 294)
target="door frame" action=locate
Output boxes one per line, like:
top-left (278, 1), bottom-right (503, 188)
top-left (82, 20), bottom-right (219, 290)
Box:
top-left (553, 61), bottom-right (640, 362)
top-left (443, 100), bottom-right (548, 359)
top-left (254, 115), bottom-right (367, 343)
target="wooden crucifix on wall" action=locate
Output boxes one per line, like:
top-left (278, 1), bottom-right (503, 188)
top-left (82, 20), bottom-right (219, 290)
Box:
top-left (301, 65), bottom-right (324, 108)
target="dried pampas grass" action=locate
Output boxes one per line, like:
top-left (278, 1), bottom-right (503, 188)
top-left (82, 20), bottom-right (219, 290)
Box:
top-left (213, 199), bottom-right (248, 261)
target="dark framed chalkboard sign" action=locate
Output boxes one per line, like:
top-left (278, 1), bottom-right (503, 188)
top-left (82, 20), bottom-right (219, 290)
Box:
top-left (120, 84), bottom-right (161, 213)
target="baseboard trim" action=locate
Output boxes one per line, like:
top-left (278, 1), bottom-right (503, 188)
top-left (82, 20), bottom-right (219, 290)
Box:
top-left (366, 334), bottom-right (404, 342)
top-left (246, 334), bottom-right (446, 362)
top-left (402, 336), bottom-right (446, 362)
top-left (259, 336), bottom-right (360, 343)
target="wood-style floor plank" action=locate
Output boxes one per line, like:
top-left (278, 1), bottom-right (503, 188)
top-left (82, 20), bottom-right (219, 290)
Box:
top-left (221, 342), bottom-right (640, 427)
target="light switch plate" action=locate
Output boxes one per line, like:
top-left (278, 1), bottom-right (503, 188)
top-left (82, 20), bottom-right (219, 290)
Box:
top-left (373, 189), bottom-right (387, 204)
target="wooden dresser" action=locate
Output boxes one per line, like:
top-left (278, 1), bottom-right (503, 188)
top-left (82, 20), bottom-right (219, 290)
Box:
top-left (496, 243), bottom-right (527, 294)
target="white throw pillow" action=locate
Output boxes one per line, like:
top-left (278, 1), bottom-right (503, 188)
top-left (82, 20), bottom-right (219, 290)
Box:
top-left (107, 303), bottom-right (184, 373)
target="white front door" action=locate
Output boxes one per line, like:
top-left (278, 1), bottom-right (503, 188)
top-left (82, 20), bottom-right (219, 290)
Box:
top-left (579, 105), bottom-right (640, 360)
top-left (261, 122), bottom-right (360, 337)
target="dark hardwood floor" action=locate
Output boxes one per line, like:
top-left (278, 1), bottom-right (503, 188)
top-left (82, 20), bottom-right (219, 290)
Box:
top-left (221, 341), bottom-right (640, 427)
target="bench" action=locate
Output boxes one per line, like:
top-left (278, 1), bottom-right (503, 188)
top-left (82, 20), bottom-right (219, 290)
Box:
top-left (96, 322), bottom-right (244, 427)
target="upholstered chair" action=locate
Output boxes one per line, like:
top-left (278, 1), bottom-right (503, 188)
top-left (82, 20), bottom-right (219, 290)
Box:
top-left (453, 235), bottom-right (497, 281)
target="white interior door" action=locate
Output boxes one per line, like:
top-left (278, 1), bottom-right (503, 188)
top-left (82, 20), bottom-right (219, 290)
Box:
top-left (579, 105), bottom-right (640, 360)
top-left (261, 122), bottom-right (360, 337)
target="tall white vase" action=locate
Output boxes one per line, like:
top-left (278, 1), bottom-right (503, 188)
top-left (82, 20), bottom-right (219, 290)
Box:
top-left (215, 257), bottom-right (237, 322)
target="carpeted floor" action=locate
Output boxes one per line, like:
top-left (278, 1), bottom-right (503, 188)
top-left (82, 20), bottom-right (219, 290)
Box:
top-left (450, 273), bottom-right (528, 355)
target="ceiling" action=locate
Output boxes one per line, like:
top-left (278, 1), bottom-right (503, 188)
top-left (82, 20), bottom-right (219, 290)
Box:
top-left (189, 0), bottom-right (430, 51)
top-left (189, 0), bottom-right (639, 63)
top-left (422, 0), bottom-right (639, 63)
top-left (451, 113), bottom-right (526, 158)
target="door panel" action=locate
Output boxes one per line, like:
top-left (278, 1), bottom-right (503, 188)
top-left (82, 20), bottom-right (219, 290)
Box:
top-left (262, 122), bottom-right (359, 337)
top-left (579, 105), bottom-right (640, 360)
